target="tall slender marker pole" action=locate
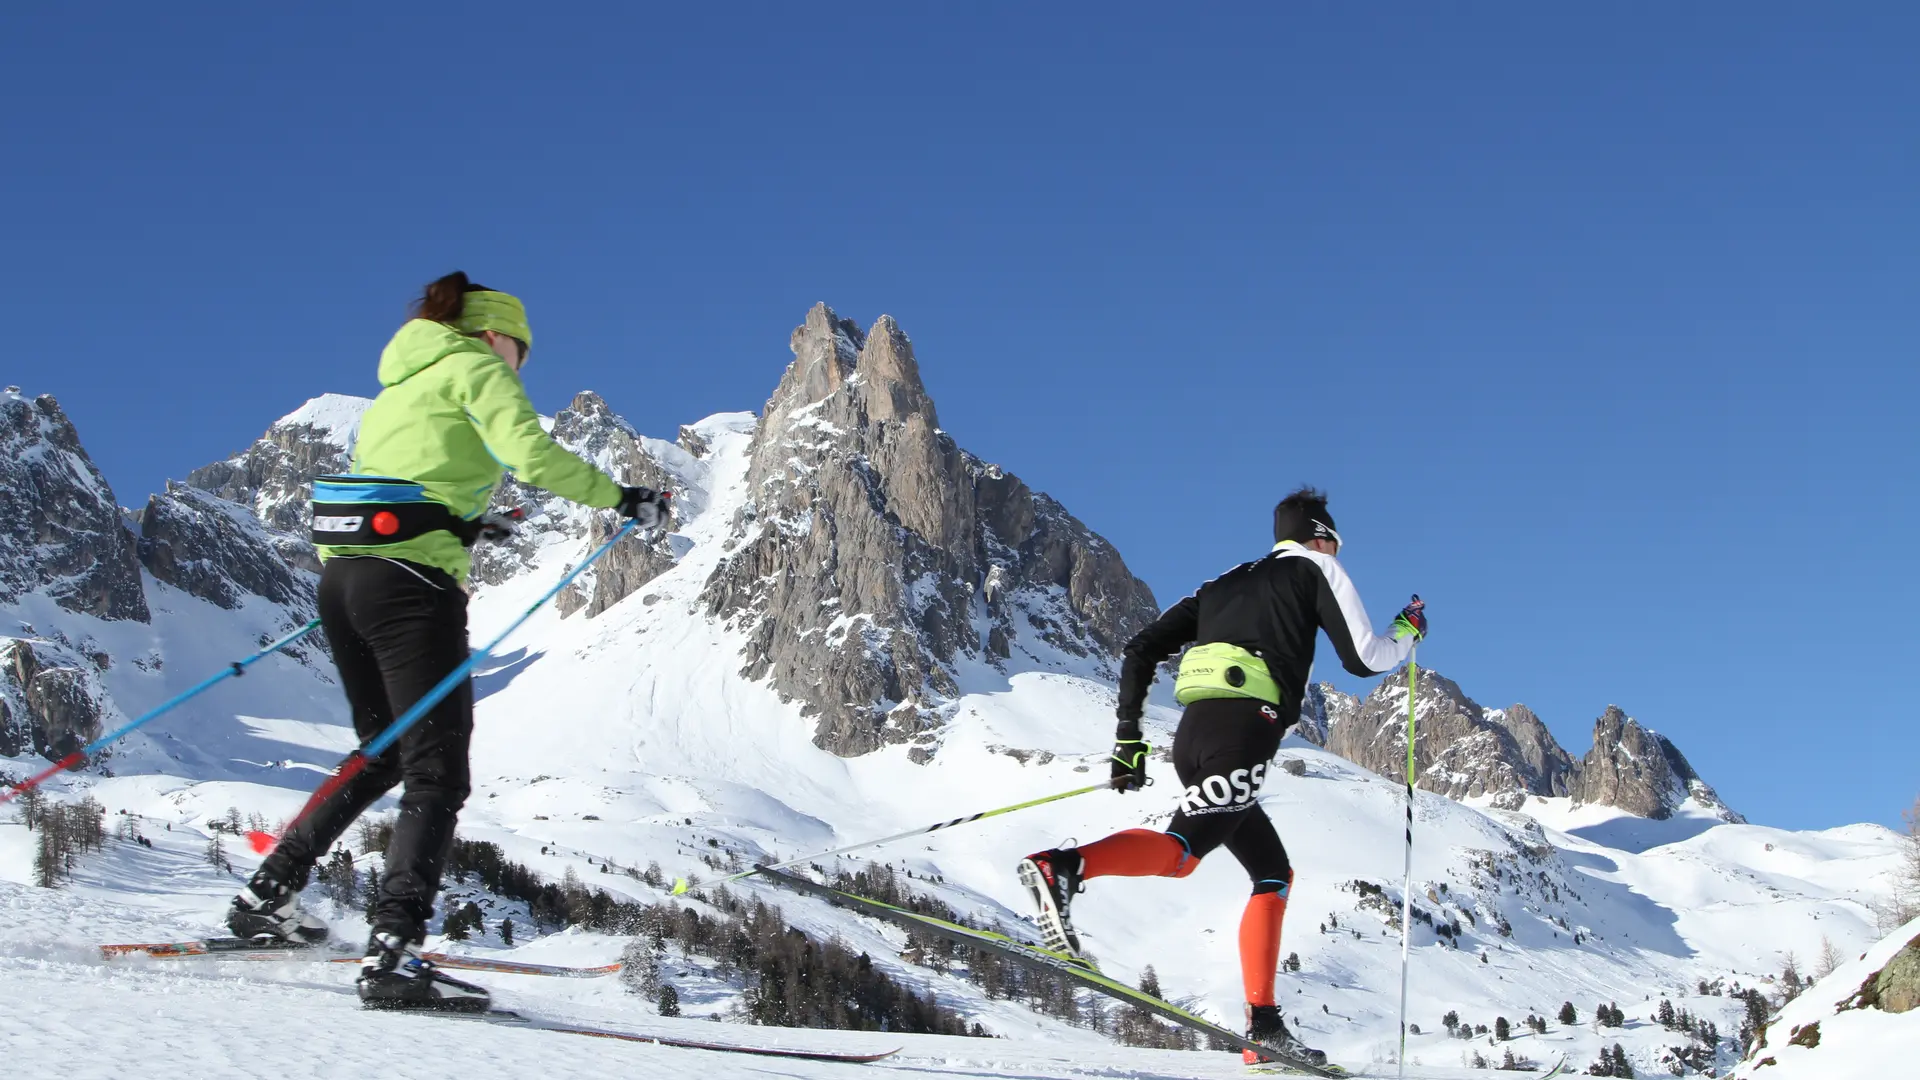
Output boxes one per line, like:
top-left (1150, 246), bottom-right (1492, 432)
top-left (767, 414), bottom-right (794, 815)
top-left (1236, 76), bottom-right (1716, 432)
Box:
top-left (1397, 645), bottom-right (1419, 1078)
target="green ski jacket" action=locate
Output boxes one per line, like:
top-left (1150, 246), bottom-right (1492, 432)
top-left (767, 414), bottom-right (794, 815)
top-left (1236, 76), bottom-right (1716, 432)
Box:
top-left (316, 319), bottom-right (623, 581)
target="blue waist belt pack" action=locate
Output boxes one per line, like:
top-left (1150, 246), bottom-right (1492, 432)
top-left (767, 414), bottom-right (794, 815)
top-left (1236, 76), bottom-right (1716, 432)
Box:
top-left (310, 475), bottom-right (479, 547)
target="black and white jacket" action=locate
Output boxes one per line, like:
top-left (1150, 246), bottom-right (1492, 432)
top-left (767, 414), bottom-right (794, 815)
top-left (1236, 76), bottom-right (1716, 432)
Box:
top-left (1116, 542), bottom-right (1412, 727)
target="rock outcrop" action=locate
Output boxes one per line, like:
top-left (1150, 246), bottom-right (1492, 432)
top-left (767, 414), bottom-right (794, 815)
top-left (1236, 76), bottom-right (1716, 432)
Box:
top-left (137, 483), bottom-right (318, 613)
top-left (0, 638), bottom-right (108, 760)
top-left (185, 393), bottom-right (364, 534)
top-left (0, 389), bottom-right (149, 622)
top-left (1325, 668), bottom-right (1575, 808)
top-left (701, 305), bottom-right (1159, 755)
top-left (1570, 704), bottom-right (1738, 820)
top-left (1321, 666), bottom-right (1738, 820)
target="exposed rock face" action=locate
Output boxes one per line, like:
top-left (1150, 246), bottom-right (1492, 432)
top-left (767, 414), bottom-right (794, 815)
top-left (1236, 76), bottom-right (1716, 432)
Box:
top-left (1321, 665), bottom-right (1738, 820)
top-left (701, 305), bottom-right (1159, 755)
top-left (1868, 932), bottom-right (1920, 1014)
top-left (0, 638), bottom-right (107, 760)
top-left (137, 483), bottom-right (318, 613)
top-left (185, 393), bottom-right (364, 534)
top-left (473, 391), bottom-right (685, 614)
top-left (1484, 704), bottom-right (1579, 798)
top-left (0, 390), bottom-right (149, 622)
top-left (1326, 667), bottom-right (1570, 808)
top-left (1570, 705), bottom-right (1737, 821)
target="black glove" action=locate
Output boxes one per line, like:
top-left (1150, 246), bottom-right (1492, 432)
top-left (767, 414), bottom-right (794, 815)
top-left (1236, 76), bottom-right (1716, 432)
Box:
top-left (1391, 594), bottom-right (1427, 642)
top-left (476, 508), bottom-right (523, 544)
top-left (1110, 720), bottom-right (1149, 792)
top-left (617, 486), bottom-right (673, 530)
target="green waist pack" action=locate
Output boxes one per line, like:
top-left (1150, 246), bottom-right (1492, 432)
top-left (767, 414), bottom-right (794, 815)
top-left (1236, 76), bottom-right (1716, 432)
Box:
top-left (1174, 642), bottom-right (1281, 706)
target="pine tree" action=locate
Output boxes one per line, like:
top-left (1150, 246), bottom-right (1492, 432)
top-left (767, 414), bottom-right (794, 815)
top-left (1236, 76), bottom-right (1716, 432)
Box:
top-left (1494, 1016), bottom-right (1510, 1041)
top-left (656, 982), bottom-right (680, 1017)
top-left (204, 833), bottom-right (228, 873)
top-left (1560, 1001), bottom-right (1578, 1025)
top-left (361, 866), bottom-right (381, 923)
top-left (1656, 998), bottom-right (1676, 1028)
top-left (500, 917), bottom-right (514, 946)
top-left (1610, 1042), bottom-right (1633, 1077)
top-left (33, 827), bottom-right (61, 888)
top-left (1443, 1009), bottom-right (1460, 1035)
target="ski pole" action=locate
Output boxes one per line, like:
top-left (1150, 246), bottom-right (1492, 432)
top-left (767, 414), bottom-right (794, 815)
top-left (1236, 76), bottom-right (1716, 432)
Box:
top-left (251, 517), bottom-right (642, 855)
top-left (1397, 643), bottom-right (1418, 1080)
top-left (672, 782), bottom-right (1108, 895)
top-left (0, 618), bottom-right (323, 807)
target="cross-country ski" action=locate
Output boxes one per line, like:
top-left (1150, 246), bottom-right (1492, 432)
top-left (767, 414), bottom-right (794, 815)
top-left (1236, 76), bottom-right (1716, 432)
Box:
top-left (98, 938), bottom-right (622, 978)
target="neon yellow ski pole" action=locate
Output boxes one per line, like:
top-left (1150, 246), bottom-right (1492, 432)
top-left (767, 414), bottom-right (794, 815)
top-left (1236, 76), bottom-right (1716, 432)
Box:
top-left (1397, 643), bottom-right (1419, 1079)
top-left (673, 782), bottom-right (1107, 895)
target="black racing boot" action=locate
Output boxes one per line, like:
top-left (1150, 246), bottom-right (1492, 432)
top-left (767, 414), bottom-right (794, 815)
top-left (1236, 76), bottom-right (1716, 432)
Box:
top-left (227, 873), bottom-right (330, 945)
top-left (1016, 847), bottom-right (1086, 960)
top-left (1244, 1004), bottom-right (1328, 1068)
top-left (356, 931), bottom-right (491, 1013)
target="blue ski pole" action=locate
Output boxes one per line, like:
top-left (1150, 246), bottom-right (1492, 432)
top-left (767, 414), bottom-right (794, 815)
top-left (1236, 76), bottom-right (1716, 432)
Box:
top-left (0, 617), bottom-right (323, 806)
top-left (252, 517), bottom-right (641, 853)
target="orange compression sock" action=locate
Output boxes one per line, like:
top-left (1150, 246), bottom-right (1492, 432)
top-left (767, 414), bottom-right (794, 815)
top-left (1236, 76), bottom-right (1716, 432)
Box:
top-left (1076, 829), bottom-right (1194, 879)
top-left (1239, 890), bottom-right (1288, 1007)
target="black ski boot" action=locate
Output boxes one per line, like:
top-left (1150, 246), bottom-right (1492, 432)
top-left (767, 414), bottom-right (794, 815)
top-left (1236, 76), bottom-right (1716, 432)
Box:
top-left (1244, 1004), bottom-right (1328, 1068)
top-left (357, 931), bottom-right (491, 1012)
top-left (227, 873), bottom-right (330, 945)
top-left (1016, 847), bottom-right (1086, 960)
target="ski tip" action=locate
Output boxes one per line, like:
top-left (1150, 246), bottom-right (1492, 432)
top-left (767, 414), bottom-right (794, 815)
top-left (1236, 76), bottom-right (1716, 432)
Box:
top-left (246, 830), bottom-right (277, 854)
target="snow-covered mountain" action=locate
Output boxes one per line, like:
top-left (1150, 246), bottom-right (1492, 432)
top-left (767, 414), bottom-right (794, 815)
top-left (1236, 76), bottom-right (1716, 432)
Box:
top-left (2, 310), bottom-right (1911, 1078)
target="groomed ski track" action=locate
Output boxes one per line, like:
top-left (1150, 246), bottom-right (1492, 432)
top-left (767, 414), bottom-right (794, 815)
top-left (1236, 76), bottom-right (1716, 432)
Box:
top-left (0, 943), bottom-right (1562, 1080)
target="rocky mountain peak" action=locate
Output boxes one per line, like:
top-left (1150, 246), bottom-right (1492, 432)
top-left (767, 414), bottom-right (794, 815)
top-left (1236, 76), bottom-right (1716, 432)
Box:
top-left (1320, 666), bottom-right (1737, 822)
top-left (1570, 705), bottom-right (1739, 821)
top-left (186, 395), bottom-right (367, 533)
top-left (772, 303), bottom-right (866, 415)
top-left (0, 389), bottom-right (149, 622)
top-left (704, 306), bottom-right (1159, 757)
top-left (854, 314), bottom-right (938, 425)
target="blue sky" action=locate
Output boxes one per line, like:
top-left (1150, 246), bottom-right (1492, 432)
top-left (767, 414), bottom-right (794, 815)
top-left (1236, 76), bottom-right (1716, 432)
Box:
top-left (4, 5), bottom-right (1913, 831)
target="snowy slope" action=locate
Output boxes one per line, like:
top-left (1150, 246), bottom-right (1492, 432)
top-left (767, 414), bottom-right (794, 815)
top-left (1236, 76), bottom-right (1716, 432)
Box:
top-left (1729, 917), bottom-right (1920, 1079)
top-left (3, 397), bottom-right (1908, 1079)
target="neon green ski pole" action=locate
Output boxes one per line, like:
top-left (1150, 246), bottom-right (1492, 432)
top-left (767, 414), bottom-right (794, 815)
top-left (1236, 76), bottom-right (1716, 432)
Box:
top-left (1397, 643), bottom-right (1419, 1079)
top-left (673, 782), bottom-right (1107, 895)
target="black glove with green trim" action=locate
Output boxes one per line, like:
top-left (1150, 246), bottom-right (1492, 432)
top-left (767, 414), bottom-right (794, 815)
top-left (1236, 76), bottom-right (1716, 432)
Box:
top-left (1110, 720), bottom-right (1149, 793)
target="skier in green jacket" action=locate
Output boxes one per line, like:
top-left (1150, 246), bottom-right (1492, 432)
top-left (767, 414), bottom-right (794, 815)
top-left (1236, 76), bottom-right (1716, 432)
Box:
top-left (227, 271), bottom-right (669, 1012)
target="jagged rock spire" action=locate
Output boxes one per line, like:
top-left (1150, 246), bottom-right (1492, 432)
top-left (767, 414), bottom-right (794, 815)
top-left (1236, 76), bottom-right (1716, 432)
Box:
top-left (705, 305), bottom-right (1158, 756)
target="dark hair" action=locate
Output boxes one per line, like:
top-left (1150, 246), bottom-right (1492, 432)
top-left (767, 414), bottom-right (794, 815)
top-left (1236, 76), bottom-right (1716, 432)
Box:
top-left (1273, 485), bottom-right (1335, 546)
top-left (411, 270), bottom-right (494, 324)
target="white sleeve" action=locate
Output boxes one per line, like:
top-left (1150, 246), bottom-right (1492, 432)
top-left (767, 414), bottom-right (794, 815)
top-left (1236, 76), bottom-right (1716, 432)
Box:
top-left (1306, 551), bottom-right (1412, 677)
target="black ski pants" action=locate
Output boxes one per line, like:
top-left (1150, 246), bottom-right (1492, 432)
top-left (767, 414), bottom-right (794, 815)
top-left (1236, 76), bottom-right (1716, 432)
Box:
top-left (1166, 697), bottom-right (1294, 894)
top-left (262, 555), bottom-right (472, 942)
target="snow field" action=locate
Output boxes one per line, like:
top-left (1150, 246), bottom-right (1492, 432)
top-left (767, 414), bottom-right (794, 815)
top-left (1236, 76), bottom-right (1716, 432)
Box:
top-left (4, 405), bottom-right (1910, 1078)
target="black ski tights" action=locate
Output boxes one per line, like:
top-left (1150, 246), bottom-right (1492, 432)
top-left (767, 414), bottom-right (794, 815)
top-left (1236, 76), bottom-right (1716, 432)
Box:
top-left (260, 556), bottom-right (472, 943)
